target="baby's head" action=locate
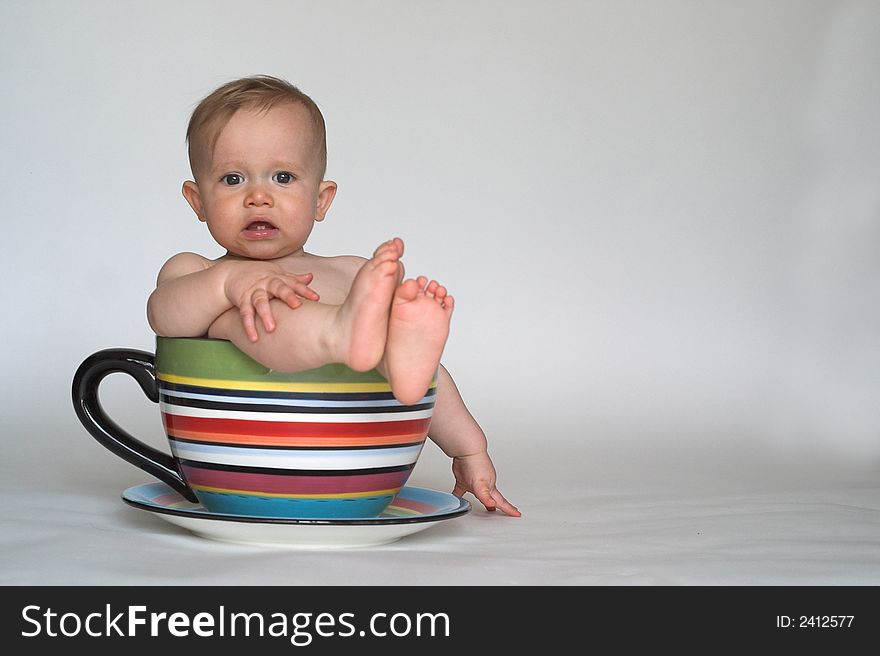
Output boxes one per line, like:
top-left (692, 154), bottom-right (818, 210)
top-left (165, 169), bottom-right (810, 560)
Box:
top-left (182, 76), bottom-right (337, 260)
top-left (186, 75), bottom-right (327, 182)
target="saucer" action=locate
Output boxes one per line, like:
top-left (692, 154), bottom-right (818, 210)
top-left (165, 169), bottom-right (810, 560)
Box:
top-left (122, 482), bottom-right (470, 549)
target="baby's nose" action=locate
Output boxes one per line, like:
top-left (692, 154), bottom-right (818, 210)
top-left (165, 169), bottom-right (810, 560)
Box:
top-left (245, 184), bottom-right (273, 207)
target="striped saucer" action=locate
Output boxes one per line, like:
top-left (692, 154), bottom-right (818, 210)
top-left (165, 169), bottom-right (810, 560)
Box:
top-left (122, 482), bottom-right (470, 548)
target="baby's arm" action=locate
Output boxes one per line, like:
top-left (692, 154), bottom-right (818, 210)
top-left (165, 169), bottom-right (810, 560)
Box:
top-left (147, 253), bottom-right (230, 337)
top-left (429, 365), bottom-right (521, 516)
top-left (147, 253), bottom-right (317, 339)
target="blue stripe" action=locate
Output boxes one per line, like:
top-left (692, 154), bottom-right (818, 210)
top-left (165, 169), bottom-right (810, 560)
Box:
top-left (158, 380), bottom-right (436, 402)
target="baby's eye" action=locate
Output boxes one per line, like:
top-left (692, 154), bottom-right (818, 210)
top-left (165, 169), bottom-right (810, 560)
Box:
top-left (273, 171), bottom-right (295, 184)
top-left (221, 173), bottom-right (244, 186)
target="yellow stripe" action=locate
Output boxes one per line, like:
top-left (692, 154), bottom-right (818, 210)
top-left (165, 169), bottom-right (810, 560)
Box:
top-left (158, 372), bottom-right (405, 393)
top-left (385, 506), bottom-right (420, 516)
top-left (191, 484), bottom-right (401, 499)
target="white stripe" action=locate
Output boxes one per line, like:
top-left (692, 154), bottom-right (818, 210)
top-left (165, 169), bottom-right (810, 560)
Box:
top-left (161, 388), bottom-right (433, 408)
top-left (160, 402), bottom-right (433, 423)
top-left (170, 441), bottom-right (423, 470)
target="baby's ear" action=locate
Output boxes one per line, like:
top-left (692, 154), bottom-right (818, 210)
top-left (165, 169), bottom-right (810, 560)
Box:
top-left (315, 180), bottom-right (337, 222)
top-left (181, 181), bottom-right (206, 222)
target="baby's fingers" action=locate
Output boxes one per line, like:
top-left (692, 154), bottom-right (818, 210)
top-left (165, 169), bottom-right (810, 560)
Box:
top-left (238, 302), bottom-right (260, 343)
top-left (472, 485), bottom-right (499, 512)
top-left (252, 290), bottom-right (277, 336)
top-left (490, 490), bottom-right (521, 517)
top-left (472, 485), bottom-right (521, 517)
top-left (286, 273), bottom-right (319, 301)
top-left (268, 279), bottom-right (305, 310)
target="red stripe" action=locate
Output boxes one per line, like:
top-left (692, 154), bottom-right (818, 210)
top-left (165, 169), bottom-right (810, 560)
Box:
top-left (164, 414), bottom-right (431, 439)
top-left (181, 465), bottom-right (412, 495)
top-left (166, 428), bottom-right (427, 448)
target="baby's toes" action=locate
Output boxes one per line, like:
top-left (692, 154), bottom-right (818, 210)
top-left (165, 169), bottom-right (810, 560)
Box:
top-left (373, 239), bottom-right (399, 260)
top-left (425, 280), bottom-right (447, 303)
top-left (394, 278), bottom-right (421, 302)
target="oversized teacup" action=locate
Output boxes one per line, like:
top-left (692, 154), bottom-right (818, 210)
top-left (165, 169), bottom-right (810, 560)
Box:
top-left (72, 337), bottom-right (434, 518)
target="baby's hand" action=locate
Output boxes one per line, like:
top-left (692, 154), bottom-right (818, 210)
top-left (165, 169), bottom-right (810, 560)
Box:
top-left (451, 451), bottom-right (521, 517)
top-left (223, 261), bottom-right (320, 342)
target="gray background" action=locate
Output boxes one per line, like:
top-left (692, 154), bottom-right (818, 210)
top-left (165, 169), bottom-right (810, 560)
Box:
top-left (2, 0), bottom-right (879, 584)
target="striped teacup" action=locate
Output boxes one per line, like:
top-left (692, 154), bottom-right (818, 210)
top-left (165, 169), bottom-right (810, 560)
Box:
top-left (72, 337), bottom-right (434, 518)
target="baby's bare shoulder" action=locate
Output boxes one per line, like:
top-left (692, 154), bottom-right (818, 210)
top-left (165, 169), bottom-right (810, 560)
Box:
top-left (329, 253), bottom-right (368, 271)
top-left (156, 252), bottom-right (211, 284)
top-left (302, 253), bottom-right (366, 277)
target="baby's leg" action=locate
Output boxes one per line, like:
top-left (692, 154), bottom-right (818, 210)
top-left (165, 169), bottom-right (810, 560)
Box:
top-left (383, 276), bottom-right (454, 405)
top-left (208, 239), bottom-right (402, 372)
top-left (330, 238), bottom-right (403, 371)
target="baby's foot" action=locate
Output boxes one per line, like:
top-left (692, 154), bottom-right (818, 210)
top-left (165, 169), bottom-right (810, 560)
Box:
top-left (385, 276), bottom-right (454, 405)
top-left (333, 238), bottom-right (403, 371)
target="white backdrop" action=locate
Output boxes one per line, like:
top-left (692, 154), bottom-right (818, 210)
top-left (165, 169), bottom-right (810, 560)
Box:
top-left (2, 1), bottom-right (879, 584)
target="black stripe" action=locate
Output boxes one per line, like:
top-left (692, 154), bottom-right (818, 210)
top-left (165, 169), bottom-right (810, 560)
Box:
top-left (159, 393), bottom-right (434, 414)
top-left (158, 380), bottom-right (436, 402)
top-left (179, 459), bottom-right (414, 477)
top-left (169, 436), bottom-right (426, 451)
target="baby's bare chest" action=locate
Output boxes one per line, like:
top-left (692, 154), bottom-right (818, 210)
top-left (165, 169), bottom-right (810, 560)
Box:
top-left (280, 257), bottom-right (360, 305)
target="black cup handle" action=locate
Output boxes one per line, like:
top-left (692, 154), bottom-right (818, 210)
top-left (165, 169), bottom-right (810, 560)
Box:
top-left (72, 348), bottom-right (198, 502)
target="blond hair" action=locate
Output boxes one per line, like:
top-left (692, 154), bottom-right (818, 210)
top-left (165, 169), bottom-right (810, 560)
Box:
top-left (186, 75), bottom-right (327, 179)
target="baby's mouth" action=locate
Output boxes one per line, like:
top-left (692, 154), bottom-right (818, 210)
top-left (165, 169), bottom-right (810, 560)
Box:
top-left (242, 220), bottom-right (279, 239)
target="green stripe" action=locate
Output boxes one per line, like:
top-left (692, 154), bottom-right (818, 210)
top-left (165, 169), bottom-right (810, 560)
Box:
top-left (155, 337), bottom-right (388, 383)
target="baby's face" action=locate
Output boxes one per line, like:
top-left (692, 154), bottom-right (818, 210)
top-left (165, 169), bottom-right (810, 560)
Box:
top-left (185, 103), bottom-right (332, 259)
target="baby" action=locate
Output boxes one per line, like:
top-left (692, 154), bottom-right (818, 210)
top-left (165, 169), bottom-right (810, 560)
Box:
top-left (148, 75), bottom-right (519, 516)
